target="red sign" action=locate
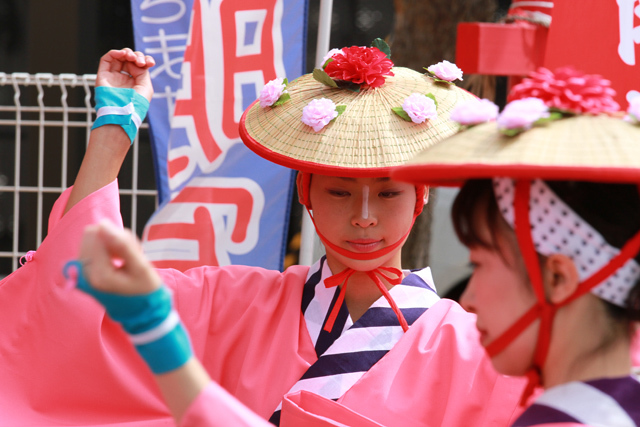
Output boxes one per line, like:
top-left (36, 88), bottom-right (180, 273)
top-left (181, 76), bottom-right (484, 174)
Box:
top-left (544, 0), bottom-right (640, 108)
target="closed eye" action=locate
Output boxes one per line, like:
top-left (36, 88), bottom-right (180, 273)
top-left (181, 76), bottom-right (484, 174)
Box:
top-left (328, 189), bottom-right (350, 197)
top-left (379, 191), bottom-right (402, 198)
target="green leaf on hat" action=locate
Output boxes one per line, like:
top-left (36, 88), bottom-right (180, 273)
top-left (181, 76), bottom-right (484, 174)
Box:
top-left (313, 68), bottom-right (338, 88)
top-left (322, 58), bottom-right (334, 69)
top-left (423, 68), bottom-right (454, 85)
top-left (425, 93), bottom-right (438, 109)
top-left (534, 111), bottom-right (563, 126)
top-left (371, 38), bottom-right (391, 59)
top-left (500, 127), bottom-right (525, 137)
top-left (335, 105), bottom-right (346, 116)
top-left (392, 106), bottom-right (412, 122)
top-left (273, 92), bottom-right (290, 106)
top-left (336, 80), bottom-right (361, 93)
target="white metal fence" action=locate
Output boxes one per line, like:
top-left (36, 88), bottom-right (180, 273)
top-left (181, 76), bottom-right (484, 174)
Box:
top-left (0, 72), bottom-right (157, 277)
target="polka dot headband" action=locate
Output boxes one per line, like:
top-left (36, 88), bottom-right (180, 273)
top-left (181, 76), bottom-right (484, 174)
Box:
top-left (493, 178), bottom-right (640, 307)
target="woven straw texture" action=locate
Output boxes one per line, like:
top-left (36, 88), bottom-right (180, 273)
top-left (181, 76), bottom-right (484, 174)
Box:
top-left (393, 115), bottom-right (640, 184)
top-left (241, 67), bottom-right (476, 174)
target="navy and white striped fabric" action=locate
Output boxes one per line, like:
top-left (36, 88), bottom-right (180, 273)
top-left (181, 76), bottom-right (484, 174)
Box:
top-left (513, 375), bottom-right (640, 426)
top-left (269, 256), bottom-right (440, 425)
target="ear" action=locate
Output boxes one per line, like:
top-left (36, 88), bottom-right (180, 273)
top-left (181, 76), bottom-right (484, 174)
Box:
top-left (296, 172), bottom-right (311, 209)
top-left (543, 254), bottom-right (581, 304)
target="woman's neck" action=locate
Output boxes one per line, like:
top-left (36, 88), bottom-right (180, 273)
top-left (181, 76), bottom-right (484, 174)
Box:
top-left (325, 253), bottom-right (404, 323)
top-left (542, 297), bottom-right (632, 388)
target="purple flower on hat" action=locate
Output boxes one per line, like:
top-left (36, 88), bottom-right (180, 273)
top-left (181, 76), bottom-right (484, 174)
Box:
top-left (259, 78), bottom-right (287, 108)
top-left (426, 60), bottom-right (463, 82)
top-left (625, 96), bottom-right (640, 124)
top-left (497, 97), bottom-right (550, 132)
top-left (402, 93), bottom-right (437, 124)
top-left (302, 98), bottom-right (340, 132)
top-left (450, 99), bottom-right (499, 125)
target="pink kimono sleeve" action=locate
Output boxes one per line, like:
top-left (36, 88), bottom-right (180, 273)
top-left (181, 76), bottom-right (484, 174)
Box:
top-left (159, 264), bottom-right (317, 419)
top-left (180, 382), bottom-right (274, 427)
top-left (336, 299), bottom-right (528, 427)
top-left (0, 181), bottom-right (172, 425)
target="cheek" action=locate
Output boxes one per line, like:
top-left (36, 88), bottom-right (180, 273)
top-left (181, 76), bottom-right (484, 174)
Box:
top-left (490, 320), bottom-right (538, 376)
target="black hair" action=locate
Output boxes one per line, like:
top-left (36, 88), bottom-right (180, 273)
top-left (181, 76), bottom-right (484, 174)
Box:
top-left (452, 179), bottom-right (640, 325)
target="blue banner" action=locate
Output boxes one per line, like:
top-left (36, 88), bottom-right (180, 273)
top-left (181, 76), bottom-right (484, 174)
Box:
top-left (131, 0), bottom-right (307, 271)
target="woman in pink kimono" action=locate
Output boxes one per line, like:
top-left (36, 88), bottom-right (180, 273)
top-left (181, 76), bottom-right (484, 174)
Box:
top-left (391, 71), bottom-right (640, 426)
top-left (1, 45), bottom-right (525, 426)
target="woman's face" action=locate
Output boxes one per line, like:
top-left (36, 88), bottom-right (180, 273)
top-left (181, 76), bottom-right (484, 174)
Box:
top-left (460, 217), bottom-right (539, 376)
top-left (307, 174), bottom-right (418, 272)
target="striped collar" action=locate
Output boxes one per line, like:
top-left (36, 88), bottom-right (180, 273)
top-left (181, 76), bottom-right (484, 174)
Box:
top-left (270, 257), bottom-right (439, 424)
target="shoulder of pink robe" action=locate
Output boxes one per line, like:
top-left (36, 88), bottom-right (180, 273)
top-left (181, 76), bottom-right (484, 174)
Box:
top-left (160, 263), bottom-right (317, 419)
top-left (280, 299), bottom-right (529, 427)
top-left (0, 181), bottom-right (174, 426)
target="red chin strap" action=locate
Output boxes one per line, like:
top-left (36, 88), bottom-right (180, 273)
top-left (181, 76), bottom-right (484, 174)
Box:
top-left (298, 172), bottom-right (423, 334)
top-left (484, 180), bottom-right (640, 406)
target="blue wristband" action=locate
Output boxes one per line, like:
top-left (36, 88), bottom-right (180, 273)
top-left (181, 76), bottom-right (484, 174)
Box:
top-left (91, 87), bottom-right (150, 144)
top-left (63, 260), bottom-right (193, 374)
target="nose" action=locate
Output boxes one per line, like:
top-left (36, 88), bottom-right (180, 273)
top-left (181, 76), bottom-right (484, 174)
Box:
top-left (352, 186), bottom-right (377, 228)
top-left (459, 277), bottom-right (475, 313)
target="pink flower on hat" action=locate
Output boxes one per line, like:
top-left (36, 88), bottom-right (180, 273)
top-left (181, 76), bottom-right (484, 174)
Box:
top-left (426, 60), bottom-right (463, 82)
top-left (259, 78), bottom-right (287, 108)
top-left (402, 93), bottom-right (437, 124)
top-left (450, 98), bottom-right (499, 125)
top-left (302, 98), bottom-right (339, 132)
top-left (626, 96), bottom-right (640, 124)
top-left (497, 97), bottom-right (549, 131)
top-left (509, 67), bottom-right (620, 114)
top-left (321, 48), bottom-right (344, 66)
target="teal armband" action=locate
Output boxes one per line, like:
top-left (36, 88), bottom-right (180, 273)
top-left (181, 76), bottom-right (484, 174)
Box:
top-left (91, 87), bottom-right (150, 144)
top-left (63, 260), bottom-right (192, 374)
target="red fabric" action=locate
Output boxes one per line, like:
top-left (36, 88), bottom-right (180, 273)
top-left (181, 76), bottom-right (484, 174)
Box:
top-left (390, 163), bottom-right (640, 188)
top-left (323, 267), bottom-right (407, 333)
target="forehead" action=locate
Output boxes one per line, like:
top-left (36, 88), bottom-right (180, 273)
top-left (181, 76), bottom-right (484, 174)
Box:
top-left (313, 175), bottom-right (398, 185)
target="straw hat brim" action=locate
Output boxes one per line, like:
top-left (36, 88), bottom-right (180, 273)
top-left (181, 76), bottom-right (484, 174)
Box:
top-left (240, 67), bottom-right (477, 177)
top-left (391, 115), bottom-right (640, 186)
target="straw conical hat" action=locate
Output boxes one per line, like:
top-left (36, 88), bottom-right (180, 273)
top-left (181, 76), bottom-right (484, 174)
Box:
top-left (392, 114), bottom-right (640, 185)
top-left (239, 67), bottom-right (477, 177)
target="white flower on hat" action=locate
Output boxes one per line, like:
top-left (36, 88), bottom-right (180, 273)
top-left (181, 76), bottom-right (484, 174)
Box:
top-left (450, 98), bottom-right (499, 125)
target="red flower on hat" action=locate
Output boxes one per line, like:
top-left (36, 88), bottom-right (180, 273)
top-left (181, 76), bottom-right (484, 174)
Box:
top-left (508, 67), bottom-right (620, 114)
top-left (324, 46), bottom-right (394, 88)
